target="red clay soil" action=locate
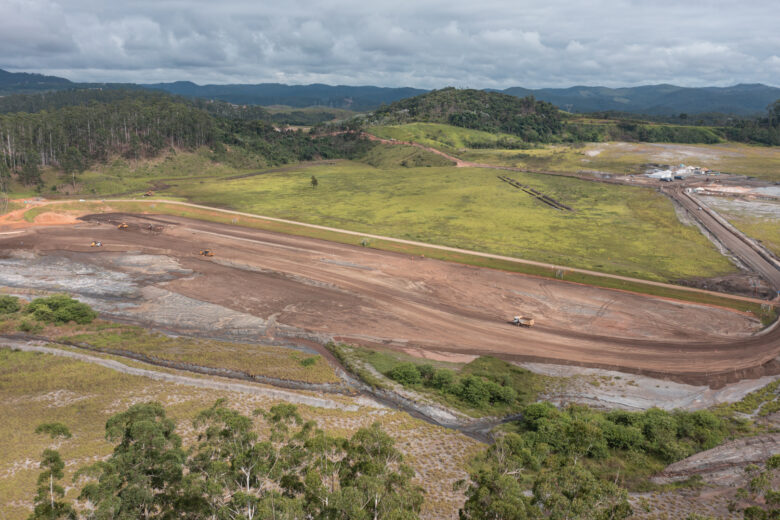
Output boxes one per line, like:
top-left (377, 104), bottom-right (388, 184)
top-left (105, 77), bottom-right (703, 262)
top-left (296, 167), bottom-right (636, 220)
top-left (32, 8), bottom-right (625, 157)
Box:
top-left (3, 213), bottom-right (779, 387)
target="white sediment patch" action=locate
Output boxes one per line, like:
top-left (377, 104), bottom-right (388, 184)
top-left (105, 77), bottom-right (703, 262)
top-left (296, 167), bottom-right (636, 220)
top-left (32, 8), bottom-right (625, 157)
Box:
top-left (520, 362), bottom-right (780, 411)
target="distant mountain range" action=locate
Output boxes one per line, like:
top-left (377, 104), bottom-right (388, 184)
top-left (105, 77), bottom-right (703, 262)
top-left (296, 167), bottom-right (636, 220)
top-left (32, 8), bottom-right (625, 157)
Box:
top-left (1, 68), bottom-right (778, 116)
top-left (498, 84), bottom-right (780, 116)
top-left (141, 81), bottom-right (427, 112)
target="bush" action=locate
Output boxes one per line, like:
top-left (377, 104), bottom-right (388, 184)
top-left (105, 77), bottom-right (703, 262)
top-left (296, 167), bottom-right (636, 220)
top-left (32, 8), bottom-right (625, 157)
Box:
top-left (604, 423), bottom-right (645, 451)
top-left (31, 304), bottom-right (56, 323)
top-left (299, 357), bottom-right (317, 367)
top-left (0, 295), bottom-right (20, 314)
top-left (418, 364), bottom-right (435, 381)
top-left (489, 383), bottom-right (518, 404)
top-left (388, 363), bottom-right (422, 386)
top-left (17, 320), bottom-right (44, 334)
top-left (458, 376), bottom-right (492, 407)
top-left (431, 369), bottom-right (455, 390)
top-left (25, 295), bottom-right (97, 325)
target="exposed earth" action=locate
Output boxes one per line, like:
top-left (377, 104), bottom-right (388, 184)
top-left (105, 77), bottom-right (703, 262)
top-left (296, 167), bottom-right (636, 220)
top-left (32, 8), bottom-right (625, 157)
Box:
top-left (1, 212), bottom-right (778, 387)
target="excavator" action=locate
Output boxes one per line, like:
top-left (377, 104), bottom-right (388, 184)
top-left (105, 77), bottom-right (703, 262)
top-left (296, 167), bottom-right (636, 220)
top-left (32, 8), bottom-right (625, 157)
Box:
top-left (199, 249), bottom-right (214, 257)
top-left (90, 241), bottom-right (102, 247)
top-left (143, 190), bottom-right (154, 197)
top-left (117, 222), bottom-right (129, 230)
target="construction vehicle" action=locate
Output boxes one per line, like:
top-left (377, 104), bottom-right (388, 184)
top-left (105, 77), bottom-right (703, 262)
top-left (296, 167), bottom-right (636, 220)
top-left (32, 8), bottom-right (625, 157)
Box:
top-left (199, 249), bottom-right (214, 257)
top-left (90, 241), bottom-right (102, 247)
top-left (512, 316), bottom-right (534, 327)
top-left (143, 190), bottom-right (154, 197)
top-left (117, 222), bottom-right (129, 230)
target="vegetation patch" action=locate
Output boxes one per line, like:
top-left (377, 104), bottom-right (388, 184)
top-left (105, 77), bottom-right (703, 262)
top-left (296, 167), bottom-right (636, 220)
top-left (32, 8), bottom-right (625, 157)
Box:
top-left (62, 325), bottom-right (340, 384)
top-left (24, 295), bottom-right (97, 325)
top-left (714, 378), bottom-right (780, 417)
top-left (346, 346), bottom-right (550, 416)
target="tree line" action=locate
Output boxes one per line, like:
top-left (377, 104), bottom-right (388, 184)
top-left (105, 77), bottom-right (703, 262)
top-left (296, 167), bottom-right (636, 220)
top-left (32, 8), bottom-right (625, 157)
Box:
top-left (30, 400), bottom-right (423, 520)
top-left (0, 89), bottom-right (375, 188)
top-left (0, 96), bottom-right (215, 186)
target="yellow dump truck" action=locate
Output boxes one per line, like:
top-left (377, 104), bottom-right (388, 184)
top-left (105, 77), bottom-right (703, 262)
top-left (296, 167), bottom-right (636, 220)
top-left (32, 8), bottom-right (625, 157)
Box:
top-left (512, 316), bottom-right (534, 327)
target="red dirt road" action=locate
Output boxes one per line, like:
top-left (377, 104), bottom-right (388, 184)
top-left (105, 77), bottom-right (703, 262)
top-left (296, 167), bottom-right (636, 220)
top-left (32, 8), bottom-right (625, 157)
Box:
top-left (3, 214), bottom-right (779, 386)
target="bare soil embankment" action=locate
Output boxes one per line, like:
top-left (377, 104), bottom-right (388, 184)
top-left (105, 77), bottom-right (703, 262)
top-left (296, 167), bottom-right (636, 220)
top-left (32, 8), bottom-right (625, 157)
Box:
top-left (1, 214), bottom-right (777, 387)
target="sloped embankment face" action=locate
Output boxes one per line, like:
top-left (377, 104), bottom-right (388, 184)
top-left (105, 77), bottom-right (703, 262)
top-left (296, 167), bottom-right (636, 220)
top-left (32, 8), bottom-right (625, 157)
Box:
top-left (0, 250), bottom-right (277, 342)
top-left (652, 433), bottom-right (780, 486)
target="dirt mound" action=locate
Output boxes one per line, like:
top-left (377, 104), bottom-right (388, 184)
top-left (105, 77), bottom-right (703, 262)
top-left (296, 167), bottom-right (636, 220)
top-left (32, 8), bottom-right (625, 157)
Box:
top-left (677, 273), bottom-right (775, 299)
top-left (32, 212), bottom-right (81, 226)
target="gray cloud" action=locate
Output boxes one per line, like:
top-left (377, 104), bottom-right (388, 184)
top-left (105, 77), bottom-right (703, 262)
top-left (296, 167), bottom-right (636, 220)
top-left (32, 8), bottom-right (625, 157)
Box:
top-left (1, 0), bottom-right (778, 88)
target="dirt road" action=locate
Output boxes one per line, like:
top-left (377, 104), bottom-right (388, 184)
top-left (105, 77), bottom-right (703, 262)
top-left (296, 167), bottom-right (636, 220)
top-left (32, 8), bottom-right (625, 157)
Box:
top-left (3, 214), bottom-right (779, 386)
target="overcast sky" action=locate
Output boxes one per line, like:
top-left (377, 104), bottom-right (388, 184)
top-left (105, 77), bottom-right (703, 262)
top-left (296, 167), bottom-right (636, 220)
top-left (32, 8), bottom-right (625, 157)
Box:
top-left (1, 0), bottom-right (779, 89)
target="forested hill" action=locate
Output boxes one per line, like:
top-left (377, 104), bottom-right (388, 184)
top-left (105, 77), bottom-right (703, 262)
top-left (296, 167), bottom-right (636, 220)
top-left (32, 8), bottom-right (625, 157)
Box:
top-left (0, 88), bottom-right (273, 121)
top-left (141, 82), bottom-right (427, 111)
top-left (0, 69), bottom-right (73, 94)
top-left (0, 89), bottom-right (373, 188)
top-left (369, 88), bottom-right (564, 141)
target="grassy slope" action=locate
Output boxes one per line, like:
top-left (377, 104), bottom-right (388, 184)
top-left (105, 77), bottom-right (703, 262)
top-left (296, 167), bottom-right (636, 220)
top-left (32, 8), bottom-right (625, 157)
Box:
top-left (371, 122), bottom-right (525, 152)
top-left (62, 326), bottom-right (339, 384)
top-left (5, 148), bottom-right (261, 200)
top-left (0, 312), bottom-right (338, 384)
top-left (372, 122), bottom-right (780, 182)
top-left (169, 158), bottom-right (734, 282)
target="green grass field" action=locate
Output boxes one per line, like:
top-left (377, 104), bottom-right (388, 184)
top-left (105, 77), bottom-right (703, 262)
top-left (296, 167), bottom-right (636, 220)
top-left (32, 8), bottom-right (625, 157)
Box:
top-left (167, 159), bottom-right (735, 282)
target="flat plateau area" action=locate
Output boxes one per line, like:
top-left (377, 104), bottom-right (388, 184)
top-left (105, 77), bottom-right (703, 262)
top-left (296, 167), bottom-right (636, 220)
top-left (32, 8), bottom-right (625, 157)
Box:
top-left (2, 213), bottom-right (778, 386)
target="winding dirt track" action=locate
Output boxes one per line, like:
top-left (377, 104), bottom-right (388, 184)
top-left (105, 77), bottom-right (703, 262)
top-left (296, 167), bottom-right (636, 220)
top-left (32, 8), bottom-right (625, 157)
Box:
top-left (3, 214), bottom-right (779, 386)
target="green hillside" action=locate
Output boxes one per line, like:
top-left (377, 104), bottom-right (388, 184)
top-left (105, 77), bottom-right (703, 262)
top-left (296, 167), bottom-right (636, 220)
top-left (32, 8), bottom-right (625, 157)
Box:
top-left (370, 88), bottom-right (564, 142)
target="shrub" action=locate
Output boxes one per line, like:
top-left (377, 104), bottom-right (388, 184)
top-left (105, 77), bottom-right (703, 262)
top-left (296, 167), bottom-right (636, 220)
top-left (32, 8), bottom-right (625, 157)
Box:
top-left (604, 423), bottom-right (645, 451)
top-left (418, 364), bottom-right (435, 381)
top-left (17, 320), bottom-right (44, 334)
top-left (0, 295), bottom-right (20, 314)
top-left (31, 304), bottom-right (56, 323)
top-left (522, 402), bottom-right (559, 430)
top-left (25, 295), bottom-right (97, 325)
top-left (458, 376), bottom-right (491, 407)
top-left (388, 363), bottom-right (422, 386)
top-left (489, 384), bottom-right (518, 404)
top-left (299, 357), bottom-right (317, 367)
top-left (431, 369), bottom-right (455, 390)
